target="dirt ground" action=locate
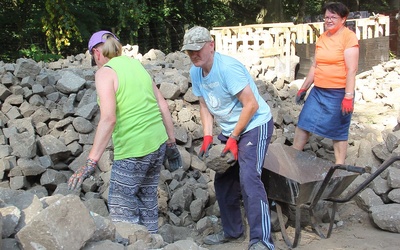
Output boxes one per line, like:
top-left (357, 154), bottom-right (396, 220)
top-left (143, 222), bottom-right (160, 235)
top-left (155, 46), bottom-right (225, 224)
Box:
top-left (203, 201), bottom-right (399, 250)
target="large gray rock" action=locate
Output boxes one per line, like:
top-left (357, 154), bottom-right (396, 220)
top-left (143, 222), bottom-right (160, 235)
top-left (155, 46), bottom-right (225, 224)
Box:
top-left (15, 194), bottom-right (96, 250)
top-left (164, 239), bottom-right (208, 250)
top-left (160, 82), bottom-right (181, 100)
top-left (40, 168), bottom-right (67, 189)
top-left (37, 134), bottom-right (71, 163)
top-left (14, 58), bottom-right (41, 79)
top-left (205, 144), bottom-right (234, 174)
top-left (8, 158), bottom-right (46, 177)
top-left (89, 213), bottom-right (116, 242)
top-left (0, 205), bottom-right (21, 238)
top-left (10, 192), bottom-right (44, 232)
top-left (83, 198), bottom-right (109, 217)
top-left (73, 116), bottom-right (94, 134)
top-left (355, 188), bottom-right (385, 212)
top-left (82, 240), bottom-right (124, 250)
top-left (387, 167), bottom-right (400, 188)
top-left (169, 184), bottom-right (194, 214)
top-left (56, 71), bottom-right (86, 94)
top-left (370, 204), bottom-right (400, 233)
top-left (0, 84), bottom-right (12, 101)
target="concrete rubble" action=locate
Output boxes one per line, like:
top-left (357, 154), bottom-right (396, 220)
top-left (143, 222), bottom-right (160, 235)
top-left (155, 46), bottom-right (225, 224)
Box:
top-left (0, 44), bottom-right (399, 249)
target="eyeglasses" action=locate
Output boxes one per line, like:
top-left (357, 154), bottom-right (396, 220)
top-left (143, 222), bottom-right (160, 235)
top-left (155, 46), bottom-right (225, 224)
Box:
top-left (323, 16), bottom-right (340, 22)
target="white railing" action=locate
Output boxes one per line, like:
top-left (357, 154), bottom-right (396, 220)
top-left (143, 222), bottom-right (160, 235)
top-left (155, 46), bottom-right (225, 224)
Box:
top-left (210, 15), bottom-right (390, 79)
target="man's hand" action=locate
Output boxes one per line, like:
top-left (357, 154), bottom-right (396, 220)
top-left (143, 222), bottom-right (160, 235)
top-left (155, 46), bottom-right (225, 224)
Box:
top-left (341, 97), bottom-right (354, 115)
top-left (295, 88), bottom-right (307, 105)
top-left (68, 159), bottom-right (96, 190)
top-left (165, 142), bottom-right (182, 171)
top-left (221, 137), bottom-right (238, 164)
top-left (198, 135), bottom-right (213, 160)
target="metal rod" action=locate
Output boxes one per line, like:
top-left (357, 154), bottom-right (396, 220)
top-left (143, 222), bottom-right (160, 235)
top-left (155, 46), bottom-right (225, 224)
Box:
top-left (328, 156), bottom-right (400, 203)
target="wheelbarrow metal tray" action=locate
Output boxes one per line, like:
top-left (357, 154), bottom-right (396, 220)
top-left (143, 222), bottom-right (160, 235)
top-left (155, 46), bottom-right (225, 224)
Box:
top-left (263, 144), bottom-right (358, 205)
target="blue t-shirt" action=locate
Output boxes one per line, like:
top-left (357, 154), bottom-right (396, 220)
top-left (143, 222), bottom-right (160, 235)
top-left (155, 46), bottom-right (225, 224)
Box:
top-left (191, 52), bottom-right (272, 136)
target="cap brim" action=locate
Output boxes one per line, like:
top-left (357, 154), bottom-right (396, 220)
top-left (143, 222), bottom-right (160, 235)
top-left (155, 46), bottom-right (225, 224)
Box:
top-left (181, 42), bottom-right (206, 51)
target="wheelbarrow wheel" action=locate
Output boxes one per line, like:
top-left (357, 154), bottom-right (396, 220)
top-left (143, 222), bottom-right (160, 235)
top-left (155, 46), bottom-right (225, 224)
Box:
top-left (270, 201), bottom-right (289, 232)
top-left (287, 204), bottom-right (310, 227)
top-left (271, 209), bottom-right (288, 232)
top-left (274, 202), bottom-right (302, 248)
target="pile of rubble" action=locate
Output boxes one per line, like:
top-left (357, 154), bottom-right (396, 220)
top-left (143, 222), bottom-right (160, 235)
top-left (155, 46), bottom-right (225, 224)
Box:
top-left (0, 45), bottom-right (399, 249)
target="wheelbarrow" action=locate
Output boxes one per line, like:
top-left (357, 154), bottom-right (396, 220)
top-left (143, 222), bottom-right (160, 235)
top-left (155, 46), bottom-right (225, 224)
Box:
top-left (262, 143), bottom-right (400, 248)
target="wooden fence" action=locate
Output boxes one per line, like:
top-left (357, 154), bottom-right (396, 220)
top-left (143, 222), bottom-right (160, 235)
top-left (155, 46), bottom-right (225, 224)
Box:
top-left (210, 15), bottom-right (390, 80)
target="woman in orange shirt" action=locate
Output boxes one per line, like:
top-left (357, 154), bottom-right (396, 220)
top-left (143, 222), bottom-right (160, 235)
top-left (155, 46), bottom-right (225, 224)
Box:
top-left (293, 2), bottom-right (359, 164)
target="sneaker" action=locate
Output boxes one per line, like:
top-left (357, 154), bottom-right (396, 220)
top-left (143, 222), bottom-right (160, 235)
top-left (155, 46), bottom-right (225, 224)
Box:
top-left (203, 231), bottom-right (241, 245)
top-left (248, 241), bottom-right (271, 250)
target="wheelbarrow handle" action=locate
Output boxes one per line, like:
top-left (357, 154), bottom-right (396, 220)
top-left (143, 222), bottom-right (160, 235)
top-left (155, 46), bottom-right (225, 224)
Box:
top-left (329, 155), bottom-right (400, 203)
top-left (335, 164), bottom-right (366, 174)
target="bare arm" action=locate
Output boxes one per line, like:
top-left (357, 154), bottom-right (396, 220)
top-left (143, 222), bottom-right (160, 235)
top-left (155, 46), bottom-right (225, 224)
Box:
top-left (344, 46), bottom-right (359, 95)
top-left (232, 85), bottom-right (259, 137)
top-left (199, 97), bottom-right (214, 136)
top-left (153, 83), bottom-right (176, 144)
top-left (300, 57), bottom-right (316, 90)
top-left (88, 67), bottom-right (117, 162)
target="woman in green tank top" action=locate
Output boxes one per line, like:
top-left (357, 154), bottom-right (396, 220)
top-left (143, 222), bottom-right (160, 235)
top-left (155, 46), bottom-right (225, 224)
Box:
top-left (68, 30), bottom-right (182, 234)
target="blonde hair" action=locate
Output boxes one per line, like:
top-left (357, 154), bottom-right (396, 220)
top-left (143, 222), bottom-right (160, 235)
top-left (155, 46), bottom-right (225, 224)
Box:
top-left (100, 34), bottom-right (122, 58)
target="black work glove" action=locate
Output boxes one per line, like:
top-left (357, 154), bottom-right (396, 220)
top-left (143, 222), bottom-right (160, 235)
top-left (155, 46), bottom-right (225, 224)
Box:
top-left (295, 88), bottom-right (307, 105)
top-left (165, 142), bottom-right (182, 171)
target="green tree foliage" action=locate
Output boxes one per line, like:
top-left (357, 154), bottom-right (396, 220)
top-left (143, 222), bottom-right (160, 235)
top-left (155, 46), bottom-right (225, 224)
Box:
top-left (0, 0), bottom-right (396, 62)
top-left (282, 0), bottom-right (324, 23)
top-left (104, 0), bottom-right (231, 54)
top-left (42, 0), bottom-right (82, 54)
top-left (0, 0), bottom-right (45, 61)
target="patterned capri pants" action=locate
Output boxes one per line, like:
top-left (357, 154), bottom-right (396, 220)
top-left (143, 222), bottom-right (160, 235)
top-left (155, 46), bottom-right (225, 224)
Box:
top-left (108, 143), bottom-right (166, 233)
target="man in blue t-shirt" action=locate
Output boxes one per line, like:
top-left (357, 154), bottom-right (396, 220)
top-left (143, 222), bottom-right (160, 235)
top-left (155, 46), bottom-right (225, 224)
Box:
top-left (181, 26), bottom-right (275, 250)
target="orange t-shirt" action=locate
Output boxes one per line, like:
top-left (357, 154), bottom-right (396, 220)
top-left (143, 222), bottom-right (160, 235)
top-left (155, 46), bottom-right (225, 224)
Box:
top-left (314, 27), bottom-right (359, 88)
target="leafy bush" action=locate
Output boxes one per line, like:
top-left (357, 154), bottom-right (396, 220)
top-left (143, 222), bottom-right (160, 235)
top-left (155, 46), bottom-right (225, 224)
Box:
top-left (19, 44), bottom-right (62, 62)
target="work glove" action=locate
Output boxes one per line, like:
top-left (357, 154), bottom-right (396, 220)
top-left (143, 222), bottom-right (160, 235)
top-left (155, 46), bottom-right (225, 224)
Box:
top-left (341, 97), bottom-right (354, 115)
top-left (198, 135), bottom-right (213, 160)
top-left (165, 142), bottom-right (182, 171)
top-left (68, 158), bottom-right (96, 190)
top-left (295, 88), bottom-right (307, 105)
top-left (221, 137), bottom-right (238, 164)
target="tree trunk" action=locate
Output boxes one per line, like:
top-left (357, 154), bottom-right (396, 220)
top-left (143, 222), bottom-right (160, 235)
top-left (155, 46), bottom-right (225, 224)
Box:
top-left (296, 0), bottom-right (306, 24)
top-left (263, 0), bottom-right (283, 23)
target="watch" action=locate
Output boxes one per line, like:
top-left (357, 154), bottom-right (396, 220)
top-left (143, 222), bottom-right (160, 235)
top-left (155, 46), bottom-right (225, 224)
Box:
top-left (229, 133), bottom-right (240, 141)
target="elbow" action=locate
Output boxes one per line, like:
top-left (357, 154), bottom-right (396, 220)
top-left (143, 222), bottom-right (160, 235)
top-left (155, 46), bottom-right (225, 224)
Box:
top-left (110, 116), bottom-right (117, 126)
top-left (102, 115), bottom-right (117, 127)
top-left (251, 102), bottom-right (259, 114)
top-left (254, 102), bottom-right (259, 111)
top-left (110, 118), bottom-right (117, 127)
top-left (347, 67), bottom-right (358, 75)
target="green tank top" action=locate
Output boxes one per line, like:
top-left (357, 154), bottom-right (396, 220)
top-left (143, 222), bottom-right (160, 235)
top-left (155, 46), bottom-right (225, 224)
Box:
top-left (104, 56), bottom-right (168, 160)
